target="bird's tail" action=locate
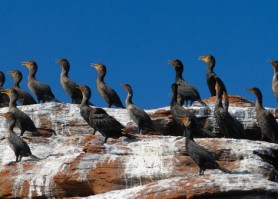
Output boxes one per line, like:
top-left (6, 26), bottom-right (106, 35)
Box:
top-left (218, 165), bottom-right (232, 174)
top-left (30, 154), bottom-right (40, 161)
top-left (54, 98), bottom-right (61, 103)
top-left (122, 132), bottom-right (137, 140)
top-left (197, 99), bottom-right (209, 108)
top-left (36, 128), bottom-right (57, 137)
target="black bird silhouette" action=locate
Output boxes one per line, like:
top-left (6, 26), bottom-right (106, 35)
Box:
top-left (180, 116), bottom-right (232, 175)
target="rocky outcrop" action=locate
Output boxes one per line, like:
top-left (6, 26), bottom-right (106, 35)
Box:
top-left (0, 95), bottom-right (278, 198)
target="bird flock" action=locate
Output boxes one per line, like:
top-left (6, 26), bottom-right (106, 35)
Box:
top-left (0, 55), bottom-right (278, 175)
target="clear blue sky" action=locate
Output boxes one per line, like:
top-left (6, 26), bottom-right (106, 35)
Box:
top-left (0, 0), bottom-right (278, 109)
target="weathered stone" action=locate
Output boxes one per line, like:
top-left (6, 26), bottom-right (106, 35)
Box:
top-left (0, 95), bottom-right (277, 198)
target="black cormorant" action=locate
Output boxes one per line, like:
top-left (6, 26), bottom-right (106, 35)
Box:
top-left (169, 59), bottom-right (207, 107)
top-left (122, 83), bottom-right (156, 134)
top-left (199, 54), bottom-right (227, 96)
top-left (92, 63), bottom-right (124, 108)
top-left (0, 71), bottom-right (10, 108)
top-left (214, 81), bottom-right (245, 139)
top-left (181, 116), bottom-right (232, 175)
top-left (21, 60), bottom-right (59, 103)
top-left (270, 60), bottom-right (278, 101)
top-left (246, 87), bottom-right (278, 142)
top-left (57, 58), bottom-right (83, 104)
top-left (170, 83), bottom-right (213, 137)
top-left (77, 85), bottom-right (135, 144)
top-left (9, 70), bottom-right (37, 105)
top-left (2, 112), bottom-right (39, 162)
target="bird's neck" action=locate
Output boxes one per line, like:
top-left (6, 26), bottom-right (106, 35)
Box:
top-left (61, 67), bottom-right (69, 77)
top-left (273, 67), bottom-right (278, 74)
top-left (215, 92), bottom-right (223, 108)
top-left (171, 90), bottom-right (178, 106)
top-left (126, 92), bottom-right (133, 106)
top-left (97, 71), bottom-right (105, 83)
top-left (207, 62), bottom-right (215, 73)
top-left (28, 69), bottom-right (36, 80)
top-left (9, 97), bottom-right (17, 108)
top-left (255, 97), bottom-right (263, 109)
top-left (185, 126), bottom-right (194, 143)
top-left (7, 122), bottom-right (15, 132)
top-left (81, 94), bottom-right (90, 106)
top-left (13, 78), bottom-right (20, 88)
top-left (175, 69), bottom-right (183, 80)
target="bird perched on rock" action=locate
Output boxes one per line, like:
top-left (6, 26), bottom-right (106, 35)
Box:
top-left (92, 63), bottom-right (124, 108)
top-left (214, 81), bottom-right (245, 139)
top-left (0, 71), bottom-right (10, 108)
top-left (169, 59), bottom-right (208, 107)
top-left (269, 60), bottom-right (278, 101)
top-left (22, 60), bottom-right (59, 103)
top-left (246, 87), bottom-right (278, 143)
top-left (180, 116), bottom-right (232, 175)
top-left (122, 83), bottom-right (156, 134)
top-left (2, 88), bottom-right (56, 137)
top-left (76, 85), bottom-right (96, 135)
top-left (199, 54), bottom-right (227, 96)
top-left (2, 112), bottom-right (40, 163)
top-left (170, 83), bottom-right (214, 137)
top-left (77, 85), bottom-right (135, 144)
top-left (8, 70), bottom-right (37, 105)
top-left (57, 58), bottom-right (83, 104)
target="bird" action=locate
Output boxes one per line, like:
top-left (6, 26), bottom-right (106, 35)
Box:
top-left (76, 85), bottom-right (96, 135)
top-left (2, 88), bottom-right (56, 136)
top-left (91, 63), bottom-right (124, 108)
top-left (8, 70), bottom-right (37, 105)
top-left (57, 58), bottom-right (83, 104)
top-left (199, 54), bottom-right (227, 96)
top-left (214, 80), bottom-right (245, 139)
top-left (0, 71), bottom-right (10, 108)
top-left (21, 60), bottom-right (59, 103)
top-left (121, 83), bottom-right (156, 134)
top-left (169, 59), bottom-right (208, 107)
top-left (269, 60), bottom-right (278, 101)
top-left (180, 116), bottom-right (232, 175)
top-left (2, 112), bottom-right (40, 163)
top-left (170, 83), bottom-right (214, 137)
top-left (246, 87), bottom-right (278, 143)
top-left (77, 85), bottom-right (135, 144)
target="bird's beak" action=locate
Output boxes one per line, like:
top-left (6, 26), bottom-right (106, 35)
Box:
top-left (244, 88), bottom-right (253, 93)
top-left (92, 63), bottom-right (100, 70)
top-left (198, 55), bottom-right (208, 63)
top-left (2, 112), bottom-right (9, 119)
top-left (76, 86), bottom-right (86, 92)
top-left (121, 84), bottom-right (128, 89)
top-left (168, 60), bottom-right (175, 67)
top-left (177, 116), bottom-right (189, 126)
top-left (1, 89), bottom-right (11, 96)
top-left (8, 71), bottom-right (16, 77)
top-left (21, 61), bottom-right (29, 68)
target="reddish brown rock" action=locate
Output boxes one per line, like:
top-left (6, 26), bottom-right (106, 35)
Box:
top-left (0, 102), bottom-right (277, 198)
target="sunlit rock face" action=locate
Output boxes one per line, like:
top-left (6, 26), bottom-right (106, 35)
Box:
top-left (0, 95), bottom-right (278, 198)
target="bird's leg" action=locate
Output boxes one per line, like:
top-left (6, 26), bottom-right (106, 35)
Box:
top-left (20, 130), bottom-right (25, 136)
top-left (18, 155), bottom-right (22, 162)
top-left (16, 155), bottom-right (19, 162)
top-left (102, 136), bottom-right (108, 144)
top-left (92, 129), bottom-right (96, 135)
top-left (261, 134), bottom-right (265, 141)
top-left (199, 169), bottom-right (204, 175)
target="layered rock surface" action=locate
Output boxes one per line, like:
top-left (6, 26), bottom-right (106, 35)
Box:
top-left (0, 95), bottom-right (278, 198)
